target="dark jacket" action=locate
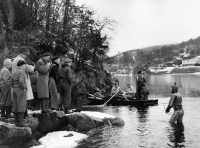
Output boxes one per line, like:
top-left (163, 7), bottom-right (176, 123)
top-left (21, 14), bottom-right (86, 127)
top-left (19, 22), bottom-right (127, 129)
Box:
top-left (49, 62), bottom-right (59, 85)
top-left (57, 64), bottom-right (72, 85)
top-left (30, 72), bottom-right (38, 92)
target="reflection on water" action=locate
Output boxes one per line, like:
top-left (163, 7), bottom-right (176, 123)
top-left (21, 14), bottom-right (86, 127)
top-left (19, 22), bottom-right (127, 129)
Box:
top-left (167, 123), bottom-right (185, 148)
top-left (78, 74), bottom-right (200, 148)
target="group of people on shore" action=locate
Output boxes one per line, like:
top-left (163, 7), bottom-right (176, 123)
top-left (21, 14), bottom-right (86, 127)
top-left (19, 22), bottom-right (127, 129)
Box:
top-left (0, 50), bottom-right (73, 127)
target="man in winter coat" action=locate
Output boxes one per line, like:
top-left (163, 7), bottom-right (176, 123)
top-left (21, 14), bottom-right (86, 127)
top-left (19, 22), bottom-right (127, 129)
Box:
top-left (12, 60), bottom-right (27, 127)
top-left (49, 56), bottom-right (60, 110)
top-left (12, 50), bottom-right (34, 110)
top-left (57, 58), bottom-right (73, 114)
top-left (30, 65), bottom-right (39, 110)
top-left (136, 71), bottom-right (148, 100)
top-left (166, 83), bottom-right (184, 125)
top-left (0, 59), bottom-right (12, 118)
top-left (36, 53), bottom-right (51, 113)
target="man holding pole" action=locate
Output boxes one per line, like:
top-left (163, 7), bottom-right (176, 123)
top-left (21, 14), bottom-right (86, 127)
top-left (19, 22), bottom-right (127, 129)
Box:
top-left (166, 83), bottom-right (184, 125)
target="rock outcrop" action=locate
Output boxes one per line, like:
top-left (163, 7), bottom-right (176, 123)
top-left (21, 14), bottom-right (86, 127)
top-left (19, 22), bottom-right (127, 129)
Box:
top-left (0, 121), bottom-right (32, 145)
top-left (0, 110), bottom-right (125, 147)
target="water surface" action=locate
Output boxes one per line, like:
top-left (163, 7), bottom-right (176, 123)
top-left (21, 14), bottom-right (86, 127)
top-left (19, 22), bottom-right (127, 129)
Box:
top-left (78, 74), bottom-right (200, 148)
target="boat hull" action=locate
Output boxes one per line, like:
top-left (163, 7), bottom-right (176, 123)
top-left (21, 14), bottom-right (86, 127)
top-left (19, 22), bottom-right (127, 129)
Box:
top-left (88, 96), bottom-right (158, 106)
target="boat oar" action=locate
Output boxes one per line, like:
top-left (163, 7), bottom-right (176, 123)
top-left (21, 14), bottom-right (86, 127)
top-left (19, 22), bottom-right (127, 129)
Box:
top-left (82, 90), bottom-right (119, 108)
top-left (121, 93), bottom-right (129, 101)
top-left (100, 91), bottom-right (119, 107)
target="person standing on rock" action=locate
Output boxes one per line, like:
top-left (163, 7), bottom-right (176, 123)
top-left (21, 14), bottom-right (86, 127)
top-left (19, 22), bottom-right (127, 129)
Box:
top-left (57, 57), bottom-right (73, 114)
top-left (12, 60), bottom-right (27, 127)
top-left (166, 83), bottom-right (184, 125)
top-left (30, 63), bottom-right (40, 110)
top-left (36, 53), bottom-right (51, 113)
top-left (49, 56), bottom-right (60, 110)
top-left (0, 59), bottom-right (12, 118)
top-left (12, 48), bottom-right (34, 113)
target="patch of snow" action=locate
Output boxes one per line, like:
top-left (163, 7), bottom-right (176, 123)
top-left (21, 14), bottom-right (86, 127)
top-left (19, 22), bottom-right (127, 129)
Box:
top-left (31, 131), bottom-right (87, 148)
top-left (82, 111), bottom-right (115, 121)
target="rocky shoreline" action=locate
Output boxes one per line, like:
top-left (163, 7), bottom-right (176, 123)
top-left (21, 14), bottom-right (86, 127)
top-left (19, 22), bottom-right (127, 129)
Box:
top-left (0, 110), bottom-right (125, 148)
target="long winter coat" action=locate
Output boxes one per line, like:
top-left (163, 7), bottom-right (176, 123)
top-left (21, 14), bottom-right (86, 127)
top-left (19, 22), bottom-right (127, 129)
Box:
top-left (12, 56), bottom-right (34, 100)
top-left (12, 68), bottom-right (27, 112)
top-left (36, 58), bottom-right (50, 98)
top-left (0, 67), bottom-right (12, 106)
top-left (49, 62), bottom-right (59, 109)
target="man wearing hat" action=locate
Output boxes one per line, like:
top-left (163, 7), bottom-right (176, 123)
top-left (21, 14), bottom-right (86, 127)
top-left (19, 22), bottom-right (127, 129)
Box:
top-left (135, 71), bottom-right (147, 100)
top-left (124, 82), bottom-right (135, 99)
top-left (49, 56), bottom-right (60, 110)
top-left (12, 60), bottom-right (27, 127)
top-left (36, 53), bottom-right (51, 113)
top-left (57, 57), bottom-right (73, 114)
top-left (12, 47), bottom-right (34, 113)
top-left (166, 83), bottom-right (184, 125)
top-left (0, 58), bottom-right (12, 118)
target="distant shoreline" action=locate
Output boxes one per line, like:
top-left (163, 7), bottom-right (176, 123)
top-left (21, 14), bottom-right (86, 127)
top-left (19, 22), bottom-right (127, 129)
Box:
top-left (111, 66), bottom-right (200, 76)
top-left (149, 66), bottom-right (200, 74)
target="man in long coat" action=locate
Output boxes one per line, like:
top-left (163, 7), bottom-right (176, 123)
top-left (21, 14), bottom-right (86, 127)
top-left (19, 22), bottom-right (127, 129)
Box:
top-left (49, 56), bottom-right (60, 110)
top-left (57, 58), bottom-right (73, 114)
top-left (0, 59), bottom-right (12, 118)
top-left (12, 51), bottom-right (34, 105)
top-left (12, 60), bottom-right (27, 127)
top-left (36, 53), bottom-right (51, 113)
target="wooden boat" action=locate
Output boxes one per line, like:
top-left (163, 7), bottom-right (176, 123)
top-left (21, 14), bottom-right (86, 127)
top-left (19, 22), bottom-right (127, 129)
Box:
top-left (88, 95), bottom-right (158, 106)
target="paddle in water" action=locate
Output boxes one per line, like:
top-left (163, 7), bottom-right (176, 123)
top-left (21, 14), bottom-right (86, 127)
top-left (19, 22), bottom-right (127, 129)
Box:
top-left (83, 90), bottom-right (119, 108)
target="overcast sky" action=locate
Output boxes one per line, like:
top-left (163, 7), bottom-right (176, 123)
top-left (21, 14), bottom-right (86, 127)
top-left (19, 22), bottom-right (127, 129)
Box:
top-left (76, 0), bottom-right (200, 56)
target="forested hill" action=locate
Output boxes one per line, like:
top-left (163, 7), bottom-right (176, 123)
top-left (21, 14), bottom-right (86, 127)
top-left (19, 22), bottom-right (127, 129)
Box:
top-left (109, 36), bottom-right (200, 67)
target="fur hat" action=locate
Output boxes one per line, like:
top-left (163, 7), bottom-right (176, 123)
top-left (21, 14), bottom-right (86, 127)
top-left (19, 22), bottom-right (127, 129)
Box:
top-left (17, 60), bottom-right (26, 67)
top-left (3, 58), bottom-right (12, 66)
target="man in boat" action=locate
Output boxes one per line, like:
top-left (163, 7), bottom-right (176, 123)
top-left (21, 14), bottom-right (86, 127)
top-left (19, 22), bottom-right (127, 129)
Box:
top-left (165, 83), bottom-right (184, 125)
top-left (111, 80), bottom-right (122, 95)
top-left (135, 71), bottom-right (149, 100)
top-left (124, 82), bottom-right (135, 99)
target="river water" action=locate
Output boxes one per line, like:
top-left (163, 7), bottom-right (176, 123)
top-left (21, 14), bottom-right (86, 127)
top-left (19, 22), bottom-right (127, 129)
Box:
top-left (78, 74), bottom-right (200, 148)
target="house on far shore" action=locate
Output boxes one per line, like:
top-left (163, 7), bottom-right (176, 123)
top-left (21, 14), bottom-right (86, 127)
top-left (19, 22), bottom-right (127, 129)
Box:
top-left (182, 56), bottom-right (200, 66)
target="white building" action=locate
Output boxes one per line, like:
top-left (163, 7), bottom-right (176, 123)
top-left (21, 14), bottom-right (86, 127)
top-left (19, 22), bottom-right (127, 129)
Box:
top-left (182, 56), bottom-right (200, 66)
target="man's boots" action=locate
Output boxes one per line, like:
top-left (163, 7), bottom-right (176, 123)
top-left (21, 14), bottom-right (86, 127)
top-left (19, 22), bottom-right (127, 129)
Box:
top-left (5, 106), bottom-right (13, 118)
top-left (1, 106), bottom-right (6, 117)
top-left (13, 112), bottom-right (18, 126)
top-left (17, 112), bottom-right (27, 127)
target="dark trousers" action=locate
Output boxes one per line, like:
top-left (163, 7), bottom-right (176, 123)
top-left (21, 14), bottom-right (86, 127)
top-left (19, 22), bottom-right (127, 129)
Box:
top-left (59, 80), bottom-right (71, 108)
top-left (39, 98), bottom-right (49, 112)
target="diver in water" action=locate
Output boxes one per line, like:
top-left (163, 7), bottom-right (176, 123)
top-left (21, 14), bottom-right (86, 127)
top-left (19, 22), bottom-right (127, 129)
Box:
top-left (166, 83), bottom-right (184, 125)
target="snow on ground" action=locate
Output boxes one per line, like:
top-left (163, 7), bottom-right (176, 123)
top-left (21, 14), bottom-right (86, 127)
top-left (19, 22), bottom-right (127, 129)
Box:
top-left (29, 110), bottom-right (116, 148)
top-left (150, 67), bottom-right (174, 73)
top-left (81, 111), bottom-right (115, 121)
top-left (31, 131), bottom-right (87, 148)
